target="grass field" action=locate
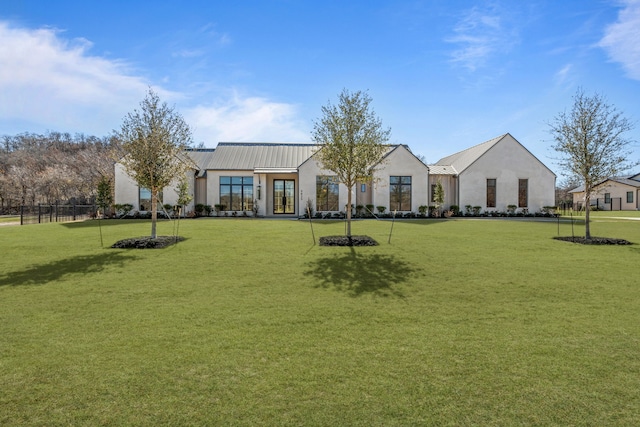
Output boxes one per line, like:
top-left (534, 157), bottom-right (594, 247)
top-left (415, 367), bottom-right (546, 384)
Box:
top-left (1, 216), bottom-right (639, 425)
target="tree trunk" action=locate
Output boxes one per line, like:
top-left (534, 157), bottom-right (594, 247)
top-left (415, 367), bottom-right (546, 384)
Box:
top-left (584, 197), bottom-right (591, 240)
top-left (151, 186), bottom-right (158, 239)
top-left (346, 185), bottom-right (352, 237)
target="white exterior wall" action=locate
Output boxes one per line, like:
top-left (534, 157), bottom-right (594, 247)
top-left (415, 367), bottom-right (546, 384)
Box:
top-left (371, 146), bottom-right (429, 212)
top-left (298, 156), bottom-right (350, 216)
top-left (114, 162), bottom-right (196, 213)
top-left (114, 163), bottom-right (139, 208)
top-left (457, 135), bottom-right (555, 212)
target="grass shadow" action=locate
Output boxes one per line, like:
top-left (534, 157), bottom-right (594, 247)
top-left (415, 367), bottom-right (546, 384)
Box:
top-left (305, 249), bottom-right (421, 298)
top-left (0, 252), bottom-right (139, 287)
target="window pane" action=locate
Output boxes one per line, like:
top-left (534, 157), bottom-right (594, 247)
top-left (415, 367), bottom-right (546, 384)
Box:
top-left (220, 176), bottom-right (230, 185)
top-left (243, 185), bottom-right (253, 210)
top-left (243, 177), bottom-right (253, 185)
top-left (627, 192), bottom-right (633, 203)
top-left (518, 179), bottom-right (528, 207)
top-left (220, 185), bottom-right (230, 209)
top-left (316, 175), bottom-right (339, 210)
top-left (487, 179), bottom-right (496, 208)
top-left (231, 176), bottom-right (243, 184)
top-left (389, 176), bottom-right (411, 210)
top-left (139, 187), bottom-right (151, 211)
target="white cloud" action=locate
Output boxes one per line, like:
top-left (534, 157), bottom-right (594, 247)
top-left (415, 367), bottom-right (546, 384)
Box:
top-left (0, 21), bottom-right (153, 135)
top-left (554, 63), bottom-right (573, 85)
top-left (0, 21), bottom-right (308, 143)
top-left (599, 0), bottom-right (640, 80)
top-left (446, 5), bottom-right (518, 72)
top-left (185, 92), bottom-right (310, 145)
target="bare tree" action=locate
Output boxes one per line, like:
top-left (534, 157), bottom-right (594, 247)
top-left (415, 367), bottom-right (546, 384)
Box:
top-left (311, 89), bottom-right (391, 237)
top-left (549, 88), bottom-right (637, 239)
top-left (116, 88), bottom-right (193, 238)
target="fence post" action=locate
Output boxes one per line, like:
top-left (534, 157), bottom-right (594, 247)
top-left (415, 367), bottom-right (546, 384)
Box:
top-left (73, 203), bottom-right (76, 221)
top-left (20, 205), bottom-right (24, 225)
top-left (38, 204), bottom-right (42, 224)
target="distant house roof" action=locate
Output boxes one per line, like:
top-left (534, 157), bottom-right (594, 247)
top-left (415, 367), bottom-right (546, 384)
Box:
top-left (202, 142), bottom-right (319, 171)
top-left (569, 175), bottom-right (640, 193)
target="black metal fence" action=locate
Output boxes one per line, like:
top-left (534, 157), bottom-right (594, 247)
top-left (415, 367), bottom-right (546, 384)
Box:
top-left (20, 204), bottom-right (96, 225)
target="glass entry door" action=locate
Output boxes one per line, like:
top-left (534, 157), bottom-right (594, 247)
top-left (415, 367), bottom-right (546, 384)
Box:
top-left (273, 179), bottom-right (295, 214)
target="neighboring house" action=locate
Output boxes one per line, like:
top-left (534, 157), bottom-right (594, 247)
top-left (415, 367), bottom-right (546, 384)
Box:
top-left (114, 133), bottom-right (556, 217)
top-left (569, 174), bottom-right (640, 211)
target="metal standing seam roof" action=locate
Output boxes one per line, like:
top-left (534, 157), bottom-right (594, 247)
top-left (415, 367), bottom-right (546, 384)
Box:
top-left (204, 142), bottom-right (319, 170)
top-left (428, 165), bottom-right (457, 175)
top-left (185, 148), bottom-right (216, 169)
top-left (433, 134), bottom-right (507, 172)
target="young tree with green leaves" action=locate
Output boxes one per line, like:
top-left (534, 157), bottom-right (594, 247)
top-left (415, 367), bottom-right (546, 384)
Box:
top-left (311, 89), bottom-right (391, 237)
top-left (433, 180), bottom-right (444, 217)
top-left (549, 88), bottom-right (636, 239)
top-left (117, 89), bottom-right (193, 238)
top-left (95, 175), bottom-right (113, 218)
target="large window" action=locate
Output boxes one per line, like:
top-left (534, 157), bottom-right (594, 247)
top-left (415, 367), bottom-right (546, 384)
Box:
top-left (627, 191), bottom-right (634, 203)
top-left (220, 176), bottom-right (253, 211)
top-left (390, 176), bottom-right (411, 211)
top-left (316, 176), bottom-right (339, 211)
top-left (139, 187), bottom-right (162, 211)
top-left (486, 179), bottom-right (496, 208)
top-left (518, 179), bottom-right (528, 207)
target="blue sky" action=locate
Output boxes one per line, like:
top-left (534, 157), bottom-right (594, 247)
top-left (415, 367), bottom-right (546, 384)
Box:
top-left (1, 1), bottom-right (639, 176)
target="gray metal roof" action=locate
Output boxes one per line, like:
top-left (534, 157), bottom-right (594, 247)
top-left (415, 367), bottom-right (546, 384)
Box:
top-left (428, 164), bottom-right (457, 175)
top-left (205, 142), bottom-right (319, 170)
top-left (185, 148), bottom-right (217, 170)
top-left (433, 134), bottom-right (506, 172)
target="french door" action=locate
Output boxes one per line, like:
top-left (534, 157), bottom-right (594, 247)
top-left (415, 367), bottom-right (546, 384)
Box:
top-left (273, 179), bottom-right (295, 214)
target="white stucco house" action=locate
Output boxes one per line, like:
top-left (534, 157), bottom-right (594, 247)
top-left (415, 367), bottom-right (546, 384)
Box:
top-left (569, 174), bottom-right (640, 211)
top-left (114, 133), bottom-right (556, 217)
top-left (431, 133), bottom-right (557, 213)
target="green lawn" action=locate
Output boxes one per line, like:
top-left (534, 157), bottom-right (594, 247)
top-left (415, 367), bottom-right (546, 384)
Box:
top-left (1, 217), bottom-right (639, 426)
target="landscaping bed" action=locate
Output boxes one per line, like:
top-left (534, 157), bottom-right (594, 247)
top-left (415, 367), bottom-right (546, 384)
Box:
top-left (319, 235), bottom-right (379, 246)
top-left (111, 235), bottom-right (185, 249)
top-left (553, 236), bottom-right (632, 245)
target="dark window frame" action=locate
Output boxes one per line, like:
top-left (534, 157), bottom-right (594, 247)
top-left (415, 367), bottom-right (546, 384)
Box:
top-left (220, 176), bottom-right (253, 211)
top-left (486, 179), bottom-right (496, 208)
top-left (316, 176), bottom-right (339, 211)
top-left (518, 179), bottom-right (528, 208)
top-left (390, 176), bottom-right (412, 211)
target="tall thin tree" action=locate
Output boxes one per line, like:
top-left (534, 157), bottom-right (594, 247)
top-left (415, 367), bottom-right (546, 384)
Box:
top-left (117, 89), bottom-right (193, 239)
top-left (549, 88), bottom-right (636, 239)
top-left (311, 89), bottom-right (391, 237)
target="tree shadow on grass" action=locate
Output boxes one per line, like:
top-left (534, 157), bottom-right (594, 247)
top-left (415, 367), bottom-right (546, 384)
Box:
top-left (305, 249), bottom-right (422, 298)
top-left (0, 252), bottom-right (139, 287)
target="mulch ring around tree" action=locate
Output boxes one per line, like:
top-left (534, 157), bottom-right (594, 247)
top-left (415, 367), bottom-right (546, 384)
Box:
top-left (111, 236), bottom-right (185, 249)
top-left (319, 235), bottom-right (379, 246)
top-left (553, 236), bottom-right (632, 245)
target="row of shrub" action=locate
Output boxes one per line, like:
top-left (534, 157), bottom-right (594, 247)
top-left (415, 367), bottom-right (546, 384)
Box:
top-left (303, 204), bottom-right (559, 219)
